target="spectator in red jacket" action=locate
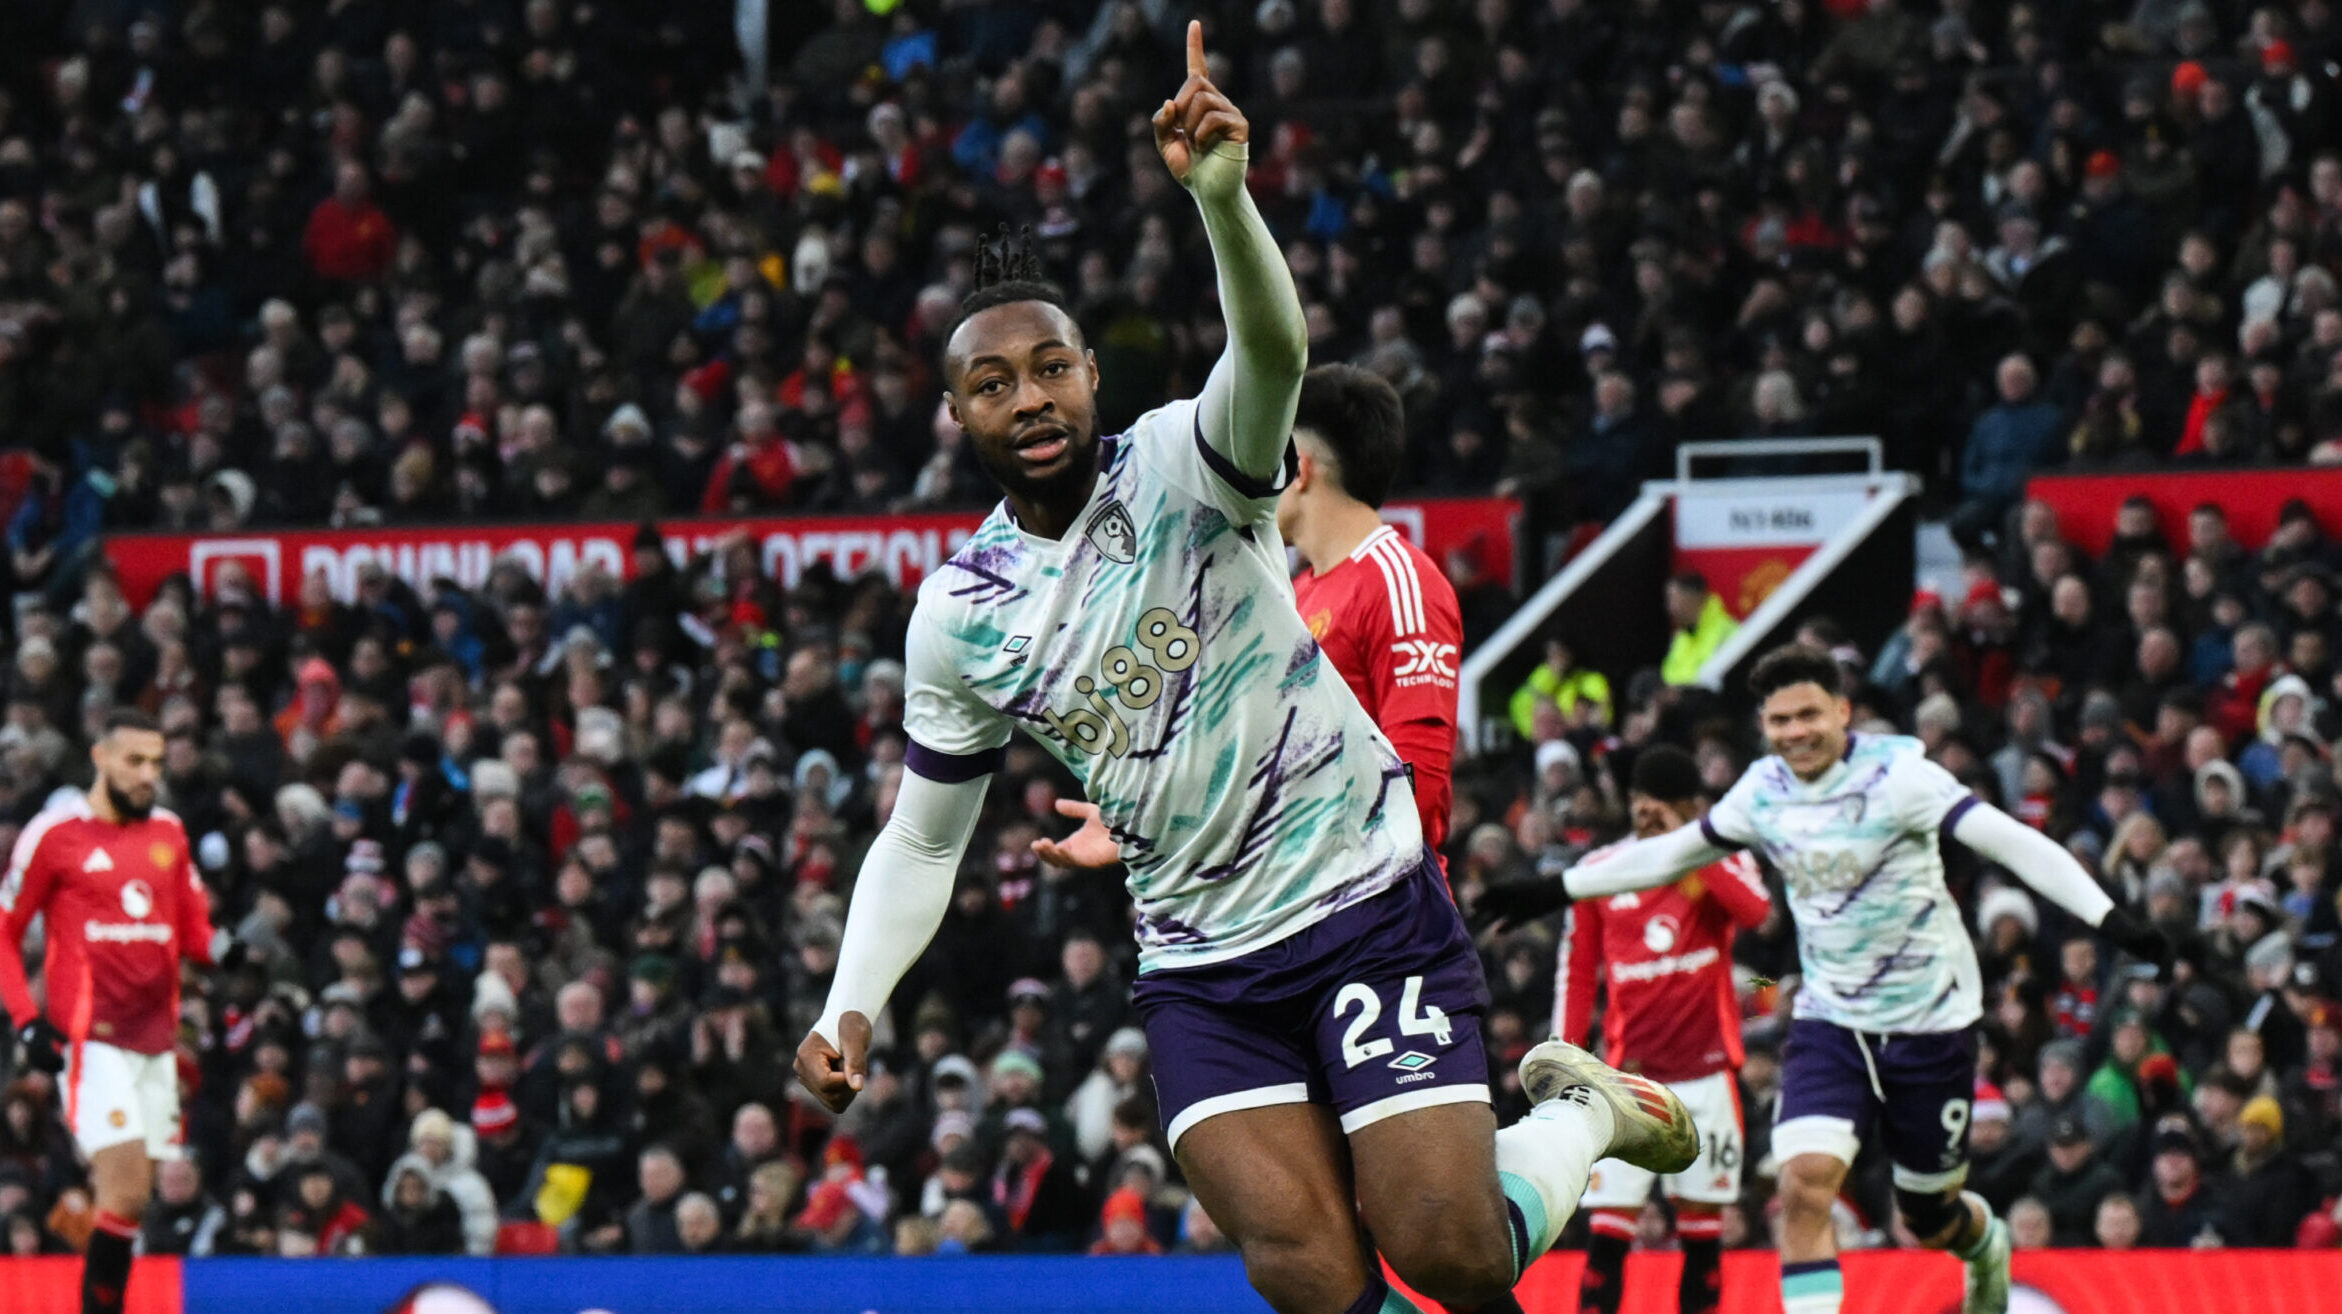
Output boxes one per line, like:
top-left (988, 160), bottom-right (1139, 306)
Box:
top-left (702, 400), bottom-right (797, 511)
top-left (2173, 353), bottom-right (2233, 456)
top-left (2207, 622), bottom-right (2282, 745)
top-left (281, 1162), bottom-right (370, 1256)
top-left (302, 162), bottom-right (398, 285)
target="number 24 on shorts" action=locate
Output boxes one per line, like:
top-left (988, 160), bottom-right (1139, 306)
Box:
top-left (1334, 975), bottom-right (1452, 1067)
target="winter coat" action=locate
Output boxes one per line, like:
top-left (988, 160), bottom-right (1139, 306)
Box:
top-left (1960, 398), bottom-right (2064, 505)
top-left (379, 1156), bottom-right (467, 1255)
top-left (406, 1126), bottom-right (500, 1256)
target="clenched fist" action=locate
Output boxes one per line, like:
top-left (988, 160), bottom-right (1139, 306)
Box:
top-left (795, 1011), bottom-right (874, 1114)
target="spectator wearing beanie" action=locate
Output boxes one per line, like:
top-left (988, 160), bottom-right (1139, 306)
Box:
top-left (468, 1085), bottom-right (538, 1213)
top-left (990, 1109), bottom-right (1087, 1254)
top-left (2027, 1115), bottom-right (2125, 1247)
top-left (402, 1109), bottom-right (498, 1255)
top-left (2139, 1128), bottom-right (2232, 1248)
top-left (1965, 1084), bottom-right (2039, 1215)
top-left (1089, 1187), bottom-right (1162, 1256)
top-left (2215, 1095), bottom-right (2319, 1245)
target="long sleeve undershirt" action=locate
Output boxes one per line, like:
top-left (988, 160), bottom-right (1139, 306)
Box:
top-left (1560, 800), bottom-right (2117, 928)
top-left (812, 769), bottom-right (988, 1044)
top-left (1947, 801), bottom-right (2117, 925)
top-left (1188, 141), bottom-right (1306, 490)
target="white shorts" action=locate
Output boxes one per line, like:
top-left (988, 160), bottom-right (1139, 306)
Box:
top-left (64, 1040), bottom-right (180, 1158)
top-left (1582, 1070), bottom-right (1744, 1212)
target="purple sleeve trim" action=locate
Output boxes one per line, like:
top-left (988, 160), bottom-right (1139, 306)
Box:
top-left (905, 738), bottom-right (1002, 783)
top-left (1940, 795), bottom-right (1980, 842)
top-left (1192, 410), bottom-right (1295, 501)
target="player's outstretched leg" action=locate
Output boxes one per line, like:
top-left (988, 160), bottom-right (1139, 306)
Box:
top-left (1497, 1041), bottom-right (1696, 1285)
top-left (1179, 1103), bottom-right (1434, 1314)
top-left (1352, 1039), bottom-right (1696, 1313)
top-left (1517, 1040), bottom-right (1699, 1173)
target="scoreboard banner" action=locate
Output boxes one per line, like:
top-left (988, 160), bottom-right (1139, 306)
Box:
top-left (101, 498), bottom-right (1517, 608)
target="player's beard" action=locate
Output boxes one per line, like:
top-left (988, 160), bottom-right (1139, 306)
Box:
top-left (976, 425), bottom-right (1098, 508)
top-left (104, 775), bottom-right (155, 821)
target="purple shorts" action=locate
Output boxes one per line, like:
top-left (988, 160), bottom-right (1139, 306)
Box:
top-left (1132, 853), bottom-right (1492, 1152)
top-left (1774, 1017), bottom-right (1979, 1190)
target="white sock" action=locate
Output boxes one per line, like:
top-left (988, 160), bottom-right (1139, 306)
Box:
top-left (1495, 1089), bottom-right (1615, 1273)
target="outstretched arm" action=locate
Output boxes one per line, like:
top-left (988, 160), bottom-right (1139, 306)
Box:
top-left (1158, 21), bottom-right (1305, 489)
top-left (1475, 821), bottom-right (1739, 930)
top-left (1562, 821), bottom-right (1737, 899)
top-left (802, 769), bottom-right (988, 1112)
top-left (1947, 801), bottom-right (2113, 925)
top-left (1949, 799), bottom-right (2168, 964)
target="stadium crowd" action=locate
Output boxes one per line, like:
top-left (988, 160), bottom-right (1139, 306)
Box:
top-left (0, 0), bottom-right (2334, 1267)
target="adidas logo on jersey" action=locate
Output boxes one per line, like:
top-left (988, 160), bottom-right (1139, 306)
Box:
top-left (83, 849), bottom-right (114, 872)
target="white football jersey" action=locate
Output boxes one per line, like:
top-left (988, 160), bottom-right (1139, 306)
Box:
top-left (1703, 733), bottom-right (1981, 1033)
top-left (900, 397), bottom-right (1424, 973)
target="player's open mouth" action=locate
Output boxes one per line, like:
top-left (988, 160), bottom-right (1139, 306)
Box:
top-left (1015, 427), bottom-right (1070, 463)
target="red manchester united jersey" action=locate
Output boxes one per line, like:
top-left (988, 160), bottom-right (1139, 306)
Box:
top-left (0, 798), bottom-right (218, 1055)
top-left (1555, 848), bottom-right (1769, 1085)
top-left (1292, 525), bottom-right (1462, 854)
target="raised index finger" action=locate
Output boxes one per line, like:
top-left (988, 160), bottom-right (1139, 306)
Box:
top-left (1186, 18), bottom-right (1207, 80)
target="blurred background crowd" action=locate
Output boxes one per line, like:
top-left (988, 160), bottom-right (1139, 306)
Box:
top-left (0, 0), bottom-right (2336, 1265)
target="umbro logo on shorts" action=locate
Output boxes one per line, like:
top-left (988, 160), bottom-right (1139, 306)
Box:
top-left (83, 848), bottom-right (115, 872)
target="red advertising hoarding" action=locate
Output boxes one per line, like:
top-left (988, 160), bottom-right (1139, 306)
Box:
top-left (1432, 1247), bottom-right (2342, 1314)
top-left (100, 499), bottom-right (1517, 609)
top-left (2026, 467), bottom-right (2342, 557)
top-left (4, 1256), bottom-right (179, 1314)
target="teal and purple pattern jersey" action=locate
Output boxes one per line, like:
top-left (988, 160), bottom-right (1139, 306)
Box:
top-left (900, 397), bottom-right (1424, 974)
top-left (1702, 733), bottom-right (1982, 1034)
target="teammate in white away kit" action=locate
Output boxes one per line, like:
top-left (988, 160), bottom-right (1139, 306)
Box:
top-left (1546, 647), bottom-right (2169, 1314)
top-left (795, 26), bottom-right (1699, 1314)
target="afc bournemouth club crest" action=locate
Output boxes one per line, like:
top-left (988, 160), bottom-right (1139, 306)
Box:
top-left (1086, 500), bottom-right (1137, 564)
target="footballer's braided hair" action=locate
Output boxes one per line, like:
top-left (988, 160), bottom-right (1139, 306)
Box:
top-left (959, 223), bottom-right (1069, 321)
